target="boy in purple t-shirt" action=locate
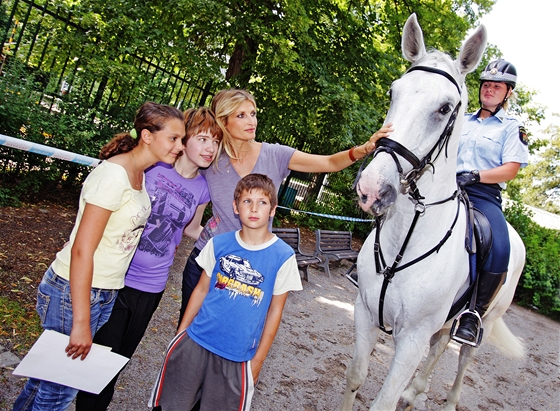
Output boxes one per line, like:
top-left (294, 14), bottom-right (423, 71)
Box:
top-left (150, 174), bottom-right (302, 411)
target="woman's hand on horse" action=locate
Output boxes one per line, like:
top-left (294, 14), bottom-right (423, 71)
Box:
top-left (362, 124), bottom-right (394, 157)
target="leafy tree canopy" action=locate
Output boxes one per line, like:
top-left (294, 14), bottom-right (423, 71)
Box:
top-left (508, 121), bottom-right (560, 213)
top-left (33, 0), bottom-right (496, 153)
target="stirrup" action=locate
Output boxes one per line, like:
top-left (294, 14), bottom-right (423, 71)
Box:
top-left (450, 309), bottom-right (483, 347)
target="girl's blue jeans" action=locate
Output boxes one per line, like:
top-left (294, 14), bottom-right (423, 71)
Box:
top-left (13, 266), bottom-right (118, 411)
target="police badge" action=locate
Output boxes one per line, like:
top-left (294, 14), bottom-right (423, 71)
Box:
top-left (519, 125), bottom-right (528, 145)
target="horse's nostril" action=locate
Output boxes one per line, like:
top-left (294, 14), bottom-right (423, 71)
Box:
top-left (361, 194), bottom-right (368, 204)
top-left (379, 185), bottom-right (392, 198)
top-left (378, 184), bottom-right (397, 206)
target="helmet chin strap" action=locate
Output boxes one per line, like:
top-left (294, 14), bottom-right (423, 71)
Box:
top-left (477, 84), bottom-right (511, 117)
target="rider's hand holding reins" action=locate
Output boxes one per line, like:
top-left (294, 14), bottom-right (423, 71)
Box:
top-left (456, 170), bottom-right (480, 187)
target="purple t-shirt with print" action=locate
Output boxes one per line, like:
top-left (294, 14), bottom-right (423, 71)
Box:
top-left (125, 163), bottom-right (210, 293)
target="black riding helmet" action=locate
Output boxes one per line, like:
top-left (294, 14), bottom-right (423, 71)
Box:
top-left (478, 59), bottom-right (517, 116)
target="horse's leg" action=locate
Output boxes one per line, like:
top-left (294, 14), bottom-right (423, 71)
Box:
top-left (400, 328), bottom-right (451, 410)
top-left (339, 293), bottom-right (379, 411)
top-left (444, 312), bottom-right (514, 410)
top-left (444, 253), bottom-right (525, 411)
top-left (442, 341), bottom-right (478, 411)
top-left (369, 328), bottom-right (434, 411)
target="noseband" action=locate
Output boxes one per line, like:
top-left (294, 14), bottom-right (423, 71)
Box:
top-left (353, 65), bottom-right (462, 201)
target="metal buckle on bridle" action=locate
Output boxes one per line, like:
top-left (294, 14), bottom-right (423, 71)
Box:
top-left (381, 267), bottom-right (396, 282)
top-left (414, 202), bottom-right (426, 215)
top-left (401, 169), bottom-right (419, 186)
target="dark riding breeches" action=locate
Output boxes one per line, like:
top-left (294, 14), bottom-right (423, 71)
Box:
top-left (465, 183), bottom-right (510, 273)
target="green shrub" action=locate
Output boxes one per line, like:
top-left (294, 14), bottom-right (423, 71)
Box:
top-left (505, 201), bottom-right (560, 320)
top-left (0, 60), bottom-right (140, 205)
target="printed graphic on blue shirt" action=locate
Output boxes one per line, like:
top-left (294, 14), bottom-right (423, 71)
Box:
top-left (138, 172), bottom-right (196, 257)
top-left (215, 254), bottom-right (265, 305)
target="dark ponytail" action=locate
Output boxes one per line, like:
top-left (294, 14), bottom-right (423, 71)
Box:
top-left (99, 102), bottom-right (184, 159)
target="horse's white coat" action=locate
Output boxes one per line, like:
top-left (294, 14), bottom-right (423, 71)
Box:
top-left (340, 14), bottom-right (525, 411)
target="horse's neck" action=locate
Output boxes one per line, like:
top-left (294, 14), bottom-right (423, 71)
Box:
top-left (416, 155), bottom-right (458, 201)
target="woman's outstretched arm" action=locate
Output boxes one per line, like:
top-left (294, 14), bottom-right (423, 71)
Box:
top-left (288, 124), bottom-right (393, 173)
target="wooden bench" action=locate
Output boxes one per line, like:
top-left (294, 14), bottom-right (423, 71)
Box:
top-left (314, 230), bottom-right (360, 277)
top-left (272, 227), bottom-right (322, 281)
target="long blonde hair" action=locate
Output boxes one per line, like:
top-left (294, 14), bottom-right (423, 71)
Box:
top-left (210, 89), bottom-right (257, 160)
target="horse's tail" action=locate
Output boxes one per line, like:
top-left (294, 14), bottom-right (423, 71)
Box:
top-left (487, 317), bottom-right (525, 359)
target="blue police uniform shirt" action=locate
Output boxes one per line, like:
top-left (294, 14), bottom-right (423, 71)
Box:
top-left (457, 108), bottom-right (528, 189)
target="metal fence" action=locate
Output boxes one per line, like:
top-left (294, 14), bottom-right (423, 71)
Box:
top-left (1, 1), bottom-right (360, 223)
top-left (1, 0), bottom-right (213, 114)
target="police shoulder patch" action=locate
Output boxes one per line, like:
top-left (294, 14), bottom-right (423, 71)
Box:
top-left (519, 125), bottom-right (528, 145)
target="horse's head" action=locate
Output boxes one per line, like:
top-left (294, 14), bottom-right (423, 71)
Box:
top-left (356, 14), bottom-right (487, 216)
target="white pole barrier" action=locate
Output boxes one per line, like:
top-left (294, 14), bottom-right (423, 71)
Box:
top-left (0, 134), bottom-right (100, 167)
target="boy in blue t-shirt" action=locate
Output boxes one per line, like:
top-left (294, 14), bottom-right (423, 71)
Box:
top-left (150, 173), bottom-right (303, 411)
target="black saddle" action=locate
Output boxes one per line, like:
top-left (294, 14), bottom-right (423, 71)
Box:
top-left (472, 207), bottom-right (492, 270)
top-left (445, 202), bottom-right (493, 322)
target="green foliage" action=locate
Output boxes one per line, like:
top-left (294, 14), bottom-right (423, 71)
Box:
top-left (0, 60), bottom-right (132, 204)
top-left (504, 201), bottom-right (560, 320)
top-left (0, 296), bottom-right (42, 355)
top-left (2, 0), bottom-right (496, 208)
top-left (0, 187), bottom-right (21, 207)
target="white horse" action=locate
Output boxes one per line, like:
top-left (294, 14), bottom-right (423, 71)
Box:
top-left (339, 14), bottom-right (525, 411)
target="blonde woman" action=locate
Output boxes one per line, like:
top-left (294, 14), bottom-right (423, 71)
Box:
top-left (179, 88), bottom-right (393, 321)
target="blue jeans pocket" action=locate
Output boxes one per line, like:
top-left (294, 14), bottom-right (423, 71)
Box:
top-left (36, 289), bottom-right (50, 326)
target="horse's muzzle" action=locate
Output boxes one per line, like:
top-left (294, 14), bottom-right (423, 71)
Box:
top-left (357, 181), bottom-right (397, 216)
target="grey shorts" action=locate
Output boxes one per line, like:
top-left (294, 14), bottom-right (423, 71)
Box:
top-left (149, 330), bottom-right (254, 411)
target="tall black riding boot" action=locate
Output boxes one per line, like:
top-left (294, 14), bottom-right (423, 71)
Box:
top-left (454, 270), bottom-right (507, 345)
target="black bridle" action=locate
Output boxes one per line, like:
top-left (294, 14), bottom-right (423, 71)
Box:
top-left (355, 65), bottom-right (465, 334)
top-left (353, 65), bottom-right (462, 202)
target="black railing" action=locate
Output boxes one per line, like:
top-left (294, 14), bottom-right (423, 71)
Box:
top-left (1, 0), bottom-right (213, 113)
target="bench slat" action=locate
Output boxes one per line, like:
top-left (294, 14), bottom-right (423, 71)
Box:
top-left (314, 229), bottom-right (360, 277)
top-left (272, 227), bottom-right (321, 281)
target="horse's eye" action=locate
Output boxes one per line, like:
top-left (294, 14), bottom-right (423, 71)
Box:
top-left (439, 104), bottom-right (452, 115)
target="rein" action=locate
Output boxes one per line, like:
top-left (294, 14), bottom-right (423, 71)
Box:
top-left (375, 192), bottom-right (461, 334)
top-left (356, 65), bottom-right (465, 334)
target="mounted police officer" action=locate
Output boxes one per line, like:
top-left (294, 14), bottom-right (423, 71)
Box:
top-left (453, 59), bottom-right (529, 345)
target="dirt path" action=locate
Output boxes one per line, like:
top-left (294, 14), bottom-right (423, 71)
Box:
top-left (2, 238), bottom-right (559, 410)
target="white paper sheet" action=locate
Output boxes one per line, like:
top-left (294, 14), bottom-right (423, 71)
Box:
top-left (12, 329), bottom-right (129, 394)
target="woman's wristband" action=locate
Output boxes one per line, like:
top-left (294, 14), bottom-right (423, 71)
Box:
top-left (349, 146), bottom-right (359, 162)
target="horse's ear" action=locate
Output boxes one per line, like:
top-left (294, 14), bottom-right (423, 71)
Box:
top-left (456, 25), bottom-right (488, 76)
top-left (402, 13), bottom-right (426, 63)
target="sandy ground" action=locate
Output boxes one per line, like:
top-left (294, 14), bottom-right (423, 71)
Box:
top-left (2, 237), bottom-right (559, 411)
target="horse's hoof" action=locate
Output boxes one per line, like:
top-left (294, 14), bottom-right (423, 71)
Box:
top-left (396, 397), bottom-right (414, 411)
